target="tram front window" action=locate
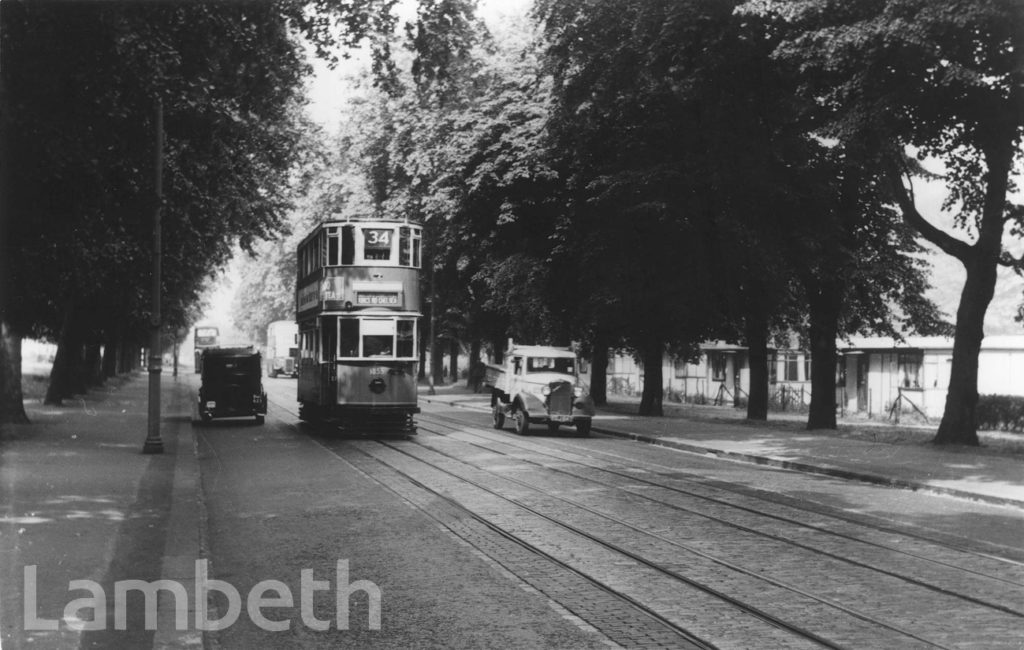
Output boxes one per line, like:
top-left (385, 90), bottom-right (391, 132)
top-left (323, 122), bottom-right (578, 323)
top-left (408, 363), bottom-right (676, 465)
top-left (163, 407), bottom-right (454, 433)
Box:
top-left (364, 335), bottom-right (392, 357)
top-left (397, 320), bottom-right (414, 357)
top-left (361, 319), bottom-right (395, 358)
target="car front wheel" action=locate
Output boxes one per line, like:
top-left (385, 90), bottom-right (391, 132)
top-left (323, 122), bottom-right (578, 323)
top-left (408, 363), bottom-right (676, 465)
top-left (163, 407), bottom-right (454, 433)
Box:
top-left (514, 409), bottom-right (530, 435)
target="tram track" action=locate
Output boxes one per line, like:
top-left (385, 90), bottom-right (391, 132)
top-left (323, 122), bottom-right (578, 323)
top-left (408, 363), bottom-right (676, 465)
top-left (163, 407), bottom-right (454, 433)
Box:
top-left (327, 437), bottom-right (832, 649)
top-left (414, 413), bottom-right (1024, 611)
top-left (269, 394), bottom-right (715, 647)
top-left (266, 391), bottom-right (1022, 647)
top-left (397, 423), bottom-right (1024, 649)
top-left (421, 407), bottom-right (1024, 576)
top-left (315, 433), bottom-right (938, 647)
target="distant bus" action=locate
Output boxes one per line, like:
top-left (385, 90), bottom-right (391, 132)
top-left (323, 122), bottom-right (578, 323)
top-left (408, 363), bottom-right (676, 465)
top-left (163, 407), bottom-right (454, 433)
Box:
top-left (266, 320), bottom-right (299, 378)
top-left (194, 326), bottom-right (219, 373)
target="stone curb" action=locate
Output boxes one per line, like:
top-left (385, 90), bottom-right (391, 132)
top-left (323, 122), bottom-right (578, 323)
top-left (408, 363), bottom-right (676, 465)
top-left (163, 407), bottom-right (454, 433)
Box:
top-left (423, 396), bottom-right (1024, 511)
top-left (151, 390), bottom-right (206, 650)
top-left (590, 426), bottom-right (1024, 511)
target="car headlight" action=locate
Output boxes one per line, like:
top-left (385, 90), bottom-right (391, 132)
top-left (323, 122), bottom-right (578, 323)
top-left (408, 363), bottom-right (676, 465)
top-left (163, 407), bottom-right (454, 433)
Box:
top-left (541, 385), bottom-right (551, 396)
top-left (573, 386), bottom-right (584, 398)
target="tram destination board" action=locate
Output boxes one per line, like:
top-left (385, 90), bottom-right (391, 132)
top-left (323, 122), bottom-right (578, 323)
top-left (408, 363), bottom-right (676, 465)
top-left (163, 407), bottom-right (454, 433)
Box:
top-left (356, 291), bottom-right (399, 306)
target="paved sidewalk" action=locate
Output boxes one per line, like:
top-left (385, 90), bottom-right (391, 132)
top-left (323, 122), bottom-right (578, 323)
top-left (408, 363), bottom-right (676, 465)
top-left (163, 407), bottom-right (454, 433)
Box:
top-left (421, 384), bottom-right (1024, 510)
top-left (0, 372), bottom-right (202, 650)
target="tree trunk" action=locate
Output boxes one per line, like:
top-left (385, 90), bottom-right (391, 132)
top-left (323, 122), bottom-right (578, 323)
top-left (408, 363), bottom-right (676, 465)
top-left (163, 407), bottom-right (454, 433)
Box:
top-left (745, 319), bottom-right (769, 421)
top-left (0, 320), bottom-right (29, 424)
top-left (67, 330), bottom-right (87, 397)
top-left (102, 332), bottom-right (118, 378)
top-left (467, 339), bottom-right (481, 390)
top-left (172, 338), bottom-right (179, 378)
top-left (44, 307), bottom-right (74, 406)
top-left (491, 335), bottom-right (505, 365)
top-left (638, 340), bottom-right (664, 416)
top-left (934, 256), bottom-right (997, 446)
top-left (118, 339), bottom-right (130, 374)
top-left (84, 343), bottom-right (103, 387)
top-left (590, 339), bottom-right (608, 407)
top-left (449, 338), bottom-right (459, 381)
top-left (431, 338), bottom-right (444, 386)
top-left (806, 294), bottom-right (841, 430)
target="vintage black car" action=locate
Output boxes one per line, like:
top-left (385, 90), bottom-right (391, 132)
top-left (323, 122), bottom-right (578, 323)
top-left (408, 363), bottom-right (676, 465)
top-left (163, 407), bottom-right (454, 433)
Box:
top-left (197, 347), bottom-right (267, 424)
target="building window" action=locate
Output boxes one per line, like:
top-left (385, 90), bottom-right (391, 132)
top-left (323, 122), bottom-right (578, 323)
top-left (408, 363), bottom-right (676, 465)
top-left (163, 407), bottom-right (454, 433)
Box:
top-left (898, 351), bottom-right (923, 389)
top-left (804, 354), bottom-right (812, 382)
top-left (674, 357), bottom-right (687, 379)
top-left (710, 353), bottom-right (727, 381)
top-left (784, 353), bottom-right (800, 382)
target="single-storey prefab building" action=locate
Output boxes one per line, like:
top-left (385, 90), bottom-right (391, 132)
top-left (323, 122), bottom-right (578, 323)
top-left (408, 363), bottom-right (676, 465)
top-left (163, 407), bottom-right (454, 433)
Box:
top-left (604, 335), bottom-right (1024, 419)
top-left (837, 335), bottom-right (1024, 419)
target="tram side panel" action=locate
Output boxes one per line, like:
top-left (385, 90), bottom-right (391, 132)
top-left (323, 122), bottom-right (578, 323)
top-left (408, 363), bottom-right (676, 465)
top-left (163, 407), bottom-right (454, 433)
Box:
top-left (335, 361), bottom-right (418, 410)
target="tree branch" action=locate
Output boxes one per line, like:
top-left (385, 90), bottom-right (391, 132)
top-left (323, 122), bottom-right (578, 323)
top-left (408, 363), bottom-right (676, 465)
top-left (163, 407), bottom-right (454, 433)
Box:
top-left (884, 156), bottom-right (972, 262)
top-left (999, 250), bottom-right (1024, 269)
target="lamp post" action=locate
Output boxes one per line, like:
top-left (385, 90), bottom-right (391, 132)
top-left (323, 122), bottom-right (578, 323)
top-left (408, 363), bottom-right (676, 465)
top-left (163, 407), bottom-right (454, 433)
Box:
top-left (143, 98), bottom-right (164, 454)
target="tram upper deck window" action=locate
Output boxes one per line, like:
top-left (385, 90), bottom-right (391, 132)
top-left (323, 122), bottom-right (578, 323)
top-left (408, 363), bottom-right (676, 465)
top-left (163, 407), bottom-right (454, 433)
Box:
top-left (325, 226), bottom-right (356, 266)
top-left (399, 227), bottom-right (422, 268)
top-left (363, 228), bottom-right (393, 261)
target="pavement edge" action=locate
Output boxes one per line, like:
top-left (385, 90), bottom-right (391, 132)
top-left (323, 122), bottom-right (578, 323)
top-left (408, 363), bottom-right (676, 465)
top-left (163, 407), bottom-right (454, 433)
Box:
top-left (423, 396), bottom-right (1024, 511)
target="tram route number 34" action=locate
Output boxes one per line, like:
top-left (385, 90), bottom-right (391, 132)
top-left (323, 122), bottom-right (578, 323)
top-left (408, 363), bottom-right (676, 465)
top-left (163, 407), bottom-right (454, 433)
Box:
top-left (364, 229), bottom-right (391, 248)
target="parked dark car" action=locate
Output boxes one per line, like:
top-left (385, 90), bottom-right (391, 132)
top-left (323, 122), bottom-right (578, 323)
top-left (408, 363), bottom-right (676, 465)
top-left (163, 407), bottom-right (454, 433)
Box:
top-left (197, 347), bottom-right (267, 424)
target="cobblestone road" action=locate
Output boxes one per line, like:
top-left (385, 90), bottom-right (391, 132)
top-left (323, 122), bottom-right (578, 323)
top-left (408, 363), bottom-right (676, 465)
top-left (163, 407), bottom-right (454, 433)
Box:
top-left (264, 382), bottom-right (1024, 649)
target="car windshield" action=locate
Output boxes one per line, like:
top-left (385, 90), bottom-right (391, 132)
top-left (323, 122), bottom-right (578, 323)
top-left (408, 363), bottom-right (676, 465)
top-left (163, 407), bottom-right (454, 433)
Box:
top-left (526, 357), bottom-right (575, 374)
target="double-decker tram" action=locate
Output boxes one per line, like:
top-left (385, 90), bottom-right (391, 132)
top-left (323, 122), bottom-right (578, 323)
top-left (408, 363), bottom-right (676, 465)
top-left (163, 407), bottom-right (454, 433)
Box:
top-left (295, 216), bottom-right (422, 432)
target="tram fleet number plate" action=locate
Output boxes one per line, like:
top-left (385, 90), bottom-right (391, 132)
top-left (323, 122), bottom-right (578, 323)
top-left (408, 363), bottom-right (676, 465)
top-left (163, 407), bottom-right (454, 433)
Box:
top-left (356, 292), bottom-right (399, 306)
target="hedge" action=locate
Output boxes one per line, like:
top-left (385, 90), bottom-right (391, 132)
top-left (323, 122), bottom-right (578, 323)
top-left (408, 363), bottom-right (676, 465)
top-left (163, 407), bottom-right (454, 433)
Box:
top-left (975, 395), bottom-right (1024, 433)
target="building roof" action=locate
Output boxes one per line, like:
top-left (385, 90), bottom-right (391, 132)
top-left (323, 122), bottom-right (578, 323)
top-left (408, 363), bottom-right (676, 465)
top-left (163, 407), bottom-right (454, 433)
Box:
top-left (509, 345), bottom-right (577, 359)
top-left (839, 335), bottom-right (1024, 352)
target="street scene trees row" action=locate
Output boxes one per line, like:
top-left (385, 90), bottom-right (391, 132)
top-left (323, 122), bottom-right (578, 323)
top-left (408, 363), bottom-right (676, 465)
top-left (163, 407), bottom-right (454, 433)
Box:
top-left (3, 0), bottom-right (1022, 447)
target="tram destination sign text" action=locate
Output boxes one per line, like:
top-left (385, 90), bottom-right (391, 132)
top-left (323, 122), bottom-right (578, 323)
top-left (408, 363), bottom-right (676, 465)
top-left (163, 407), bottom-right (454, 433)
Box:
top-left (356, 292), bottom-right (399, 306)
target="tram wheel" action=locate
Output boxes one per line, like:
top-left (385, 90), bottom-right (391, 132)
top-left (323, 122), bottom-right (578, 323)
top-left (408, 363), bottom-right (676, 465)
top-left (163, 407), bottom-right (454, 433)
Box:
top-left (514, 409), bottom-right (530, 435)
top-left (492, 405), bottom-right (506, 429)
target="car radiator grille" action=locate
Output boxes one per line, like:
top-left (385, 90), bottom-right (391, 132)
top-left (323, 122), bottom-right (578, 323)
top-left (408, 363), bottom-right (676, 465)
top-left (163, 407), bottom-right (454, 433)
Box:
top-left (548, 382), bottom-right (573, 415)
